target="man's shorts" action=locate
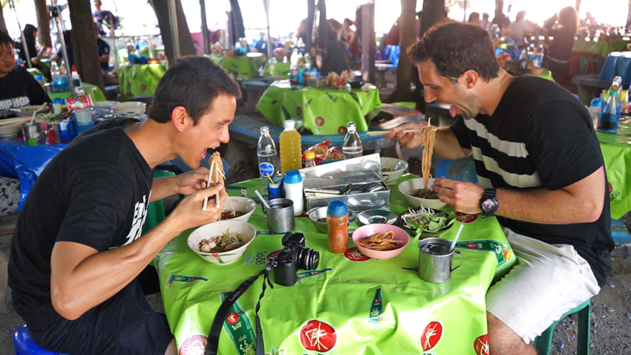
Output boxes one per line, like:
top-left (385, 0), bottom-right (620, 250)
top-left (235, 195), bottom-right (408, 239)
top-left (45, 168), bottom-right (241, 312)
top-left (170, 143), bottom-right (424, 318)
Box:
top-left (486, 228), bottom-right (601, 344)
top-left (31, 278), bottom-right (173, 355)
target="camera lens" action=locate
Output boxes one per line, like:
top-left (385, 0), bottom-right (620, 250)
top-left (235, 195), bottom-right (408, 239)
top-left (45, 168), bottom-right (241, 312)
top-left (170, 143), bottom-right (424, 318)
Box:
top-left (298, 247), bottom-right (320, 270)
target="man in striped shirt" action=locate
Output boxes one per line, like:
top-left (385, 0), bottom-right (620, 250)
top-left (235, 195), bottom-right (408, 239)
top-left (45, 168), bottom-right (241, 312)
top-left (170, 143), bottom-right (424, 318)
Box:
top-left (389, 22), bottom-right (613, 354)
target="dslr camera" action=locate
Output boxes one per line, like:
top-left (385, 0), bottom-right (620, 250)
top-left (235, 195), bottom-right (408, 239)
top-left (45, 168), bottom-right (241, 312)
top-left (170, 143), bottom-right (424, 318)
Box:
top-left (273, 232), bottom-right (320, 286)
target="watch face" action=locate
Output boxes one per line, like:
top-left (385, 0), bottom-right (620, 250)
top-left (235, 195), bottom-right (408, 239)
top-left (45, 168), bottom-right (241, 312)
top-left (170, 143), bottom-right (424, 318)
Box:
top-left (482, 199), bottom-right (498, 212)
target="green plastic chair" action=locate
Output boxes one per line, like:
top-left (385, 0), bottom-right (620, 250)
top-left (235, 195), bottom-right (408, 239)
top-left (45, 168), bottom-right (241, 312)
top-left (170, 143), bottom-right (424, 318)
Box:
top-left (532, 299), bottom-right (591, 355)
top-left (142, 170), bottom-right (176, 234)
top-left (578, 58), bottom-right (604, 75)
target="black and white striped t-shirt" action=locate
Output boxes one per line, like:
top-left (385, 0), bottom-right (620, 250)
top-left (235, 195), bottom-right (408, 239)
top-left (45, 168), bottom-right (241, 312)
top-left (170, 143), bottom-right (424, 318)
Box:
top-left (450, 75), bottom-right (614, 287)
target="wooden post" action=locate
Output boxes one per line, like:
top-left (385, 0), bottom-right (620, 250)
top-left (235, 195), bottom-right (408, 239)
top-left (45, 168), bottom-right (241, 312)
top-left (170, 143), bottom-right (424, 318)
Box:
top-left (200, 0), bottom-right (210, 54)
top-left (391, 0), bottom-right (416, 102)
top-left (316, 0), bottom-right (327, 51)
top-left (306, 0), bottom-right (316, 54)
top-left (68, 0), bottom-right (104, 91)
top-left (360, 3), bottom-right (375, 85)
top-left (420, 0), bottom-right (445, 38)
top-left (575, 0), bottom-right (582, 15)
top-left (229, 0), bottom-right (245, 47)
top-left (627, 0), bottom-right (631, 28)
top-left (151, 0), bottom-right (196, 62)
top-left (0, 4), bottom-right (6, 33)
top-left (494, 0), bottom-right (505, 30)
top-left (35, 0), bottom-right (51, 47)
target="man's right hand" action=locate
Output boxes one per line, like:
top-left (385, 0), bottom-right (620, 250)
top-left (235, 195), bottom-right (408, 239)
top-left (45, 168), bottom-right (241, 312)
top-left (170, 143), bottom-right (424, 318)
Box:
top-left (167, 183), bottom-right (228, 232)
top-left (385, 120), bottom-right (428, 149)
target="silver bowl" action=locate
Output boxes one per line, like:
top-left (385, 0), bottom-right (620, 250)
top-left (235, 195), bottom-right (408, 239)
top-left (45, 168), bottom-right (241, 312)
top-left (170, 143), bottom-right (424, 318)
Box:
top-left (357, 209), bottom-right (398, 225)
top-left (307, 206), bottom-right (357, 234)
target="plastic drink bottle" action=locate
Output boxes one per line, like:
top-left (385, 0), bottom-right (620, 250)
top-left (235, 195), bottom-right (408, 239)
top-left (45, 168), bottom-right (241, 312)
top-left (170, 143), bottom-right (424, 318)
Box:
top-left (600, 89), bottom-right (619, 132)
top-left (342, 122), bottom-right (363, 159)
top-left (589, 97), bottom-right (603, 130)
top-left (257, 126), bottom-right (280, 196)
top-left (304, 150), bottom-right (316, 168)
top-left (283, 170), bottom-right (304, 216)
top-left (280, 120), bottom-right (302, 175)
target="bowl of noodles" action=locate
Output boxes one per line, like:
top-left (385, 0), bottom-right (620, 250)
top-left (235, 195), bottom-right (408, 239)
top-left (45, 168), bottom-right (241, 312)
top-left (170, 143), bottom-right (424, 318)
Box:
top-left (221, 197), bottom-right (256, 223)
top-left (398, 177), bottom-right (447, 210)
top-left (352, 224), bottom-right (409, 260)
top-left (187, 220), bottom-right (257, 265)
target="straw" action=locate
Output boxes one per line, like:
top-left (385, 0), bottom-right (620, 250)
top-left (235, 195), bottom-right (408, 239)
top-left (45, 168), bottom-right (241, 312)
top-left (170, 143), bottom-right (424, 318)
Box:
top-left (255, 190), bottom-right (271, 209)
top-left (266, 173), bottom-right (275, 184)
top-left (449, 223), bottom-right (465, 252)
top-left (366, 129), bottom-right (423, 137)
top-left (29, 103), bottom-right (48, 126)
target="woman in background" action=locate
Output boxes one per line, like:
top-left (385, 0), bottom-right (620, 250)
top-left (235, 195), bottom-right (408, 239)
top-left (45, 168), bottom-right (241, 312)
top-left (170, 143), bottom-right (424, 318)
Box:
top-left (544, 7), bottom-right (578, 82)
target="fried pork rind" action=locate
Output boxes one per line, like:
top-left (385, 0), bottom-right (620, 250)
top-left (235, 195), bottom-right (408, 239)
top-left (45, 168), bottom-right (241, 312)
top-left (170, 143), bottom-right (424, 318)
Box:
top-left (356, 231), bottom-right (404, 251)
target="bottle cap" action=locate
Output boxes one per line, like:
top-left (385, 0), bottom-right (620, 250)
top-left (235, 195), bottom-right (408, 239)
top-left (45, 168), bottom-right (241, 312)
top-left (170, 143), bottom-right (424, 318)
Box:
top-left (284, 119), bottom-right (295, 129)
top-left (305, 151), bottom-right (315, 159)
top-left (34, 75), bottom-right (44, 81)
top-left (284, 170), bottom-right (302, 184)
top-left (327, 200), bottom-right (347, 217)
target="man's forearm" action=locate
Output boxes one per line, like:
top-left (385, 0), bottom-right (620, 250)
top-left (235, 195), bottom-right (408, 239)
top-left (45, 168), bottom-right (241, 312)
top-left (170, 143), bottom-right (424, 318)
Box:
top-left (151, 176), bottom-right (177, 202)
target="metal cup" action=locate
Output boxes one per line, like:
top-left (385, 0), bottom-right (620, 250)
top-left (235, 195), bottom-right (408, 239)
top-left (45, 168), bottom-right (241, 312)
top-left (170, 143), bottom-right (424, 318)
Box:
top-left (265, 198), bottom-right (295, 233)
top-left (21, 122), bottom-right (42, 144)
top-left (417, 238), bottom-right (462, 283)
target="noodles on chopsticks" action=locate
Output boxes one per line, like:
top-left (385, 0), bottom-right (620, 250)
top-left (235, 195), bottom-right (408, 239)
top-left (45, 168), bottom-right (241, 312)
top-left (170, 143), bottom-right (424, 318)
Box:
top-left (421, 122), bottom-right (438, 189)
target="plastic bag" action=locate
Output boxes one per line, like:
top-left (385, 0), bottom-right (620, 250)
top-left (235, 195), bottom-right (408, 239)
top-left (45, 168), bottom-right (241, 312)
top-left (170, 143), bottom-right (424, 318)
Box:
top-left (302, 141), bottom-right (330, 164)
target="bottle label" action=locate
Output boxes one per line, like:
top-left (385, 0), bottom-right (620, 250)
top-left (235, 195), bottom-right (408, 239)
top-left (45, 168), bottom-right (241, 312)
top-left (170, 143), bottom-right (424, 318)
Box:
top-left (260, 162), bottom-right (275, 177)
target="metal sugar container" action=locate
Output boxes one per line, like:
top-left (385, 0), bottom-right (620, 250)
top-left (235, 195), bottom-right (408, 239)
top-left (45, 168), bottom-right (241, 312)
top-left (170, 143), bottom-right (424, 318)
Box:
top-left (301, 153), bottom-right (391, 213)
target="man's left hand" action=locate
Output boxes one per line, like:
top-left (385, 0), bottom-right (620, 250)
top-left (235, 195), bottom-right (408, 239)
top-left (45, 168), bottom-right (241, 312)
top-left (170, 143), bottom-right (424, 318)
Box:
top-left (431, 177), bottom-right (485, 214)
top-left (172, 168), bottom-right (212, 195)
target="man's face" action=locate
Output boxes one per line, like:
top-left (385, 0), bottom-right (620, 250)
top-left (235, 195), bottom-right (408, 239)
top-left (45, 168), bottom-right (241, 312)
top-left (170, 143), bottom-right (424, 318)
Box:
top-left (94, 0), bottom-right (102, 7)
top-left (177, 94), bottom-right (236, 169)
top-left (0, 44), bottom-right (16, 77)
top-left (418, 61), bottom-right (478, 120)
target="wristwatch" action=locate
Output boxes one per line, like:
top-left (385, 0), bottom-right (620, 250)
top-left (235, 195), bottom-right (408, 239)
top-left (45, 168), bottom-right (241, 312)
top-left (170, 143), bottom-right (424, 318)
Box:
top-left (480, 188), bottom-right (499, 216)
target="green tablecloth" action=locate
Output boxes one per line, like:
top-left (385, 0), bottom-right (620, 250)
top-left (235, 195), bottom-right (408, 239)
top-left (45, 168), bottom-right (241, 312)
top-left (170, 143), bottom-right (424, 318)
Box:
top-left (527, 68), bottom-right (555, 81)
top-left (118, 63), bottom-right (165, 100)
top-left (47, 83), bottom-right (107, 102)
top-left (257, 80), bottom-right (383, 135)
top-left (262, 60), bottom-right (291, 79)
top-left (572, 40), bottom-right (631, 58)
top-left (27, 68), bottom-right (45, 78)
top-left (597, 116), bottom-right (631, 219)
top-left (209, 53), bottom-right (267, 79)
top-left (155, 175), bottom-right (515, 355)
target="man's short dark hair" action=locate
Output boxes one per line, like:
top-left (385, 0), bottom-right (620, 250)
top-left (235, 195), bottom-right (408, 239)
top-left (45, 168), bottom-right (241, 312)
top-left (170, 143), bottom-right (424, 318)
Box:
top-left (407, 21), bottom-right (499, 82)
top-left (148, 56), bottom-right (241, 124)
top-left (0, 31), bottom-right (14, 48)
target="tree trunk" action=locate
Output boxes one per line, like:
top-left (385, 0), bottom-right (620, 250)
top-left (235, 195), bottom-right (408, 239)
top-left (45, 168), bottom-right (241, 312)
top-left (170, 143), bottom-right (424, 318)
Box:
top-left (391, 0), bottom-right (416, 103)
top-left (0, 4), bottom-right (7, 33)
top-left (627, 0), bottom-right (631, 28)
top-left (420, 0), bottom-right (445, 38)
top-left (229, 0), bottom-right (245, 46)
top-left (316, 0), bottom-right (327, 50)
top-left (575, 0), bottom-right (581, 15)
top-left (494, 0), bottom-right (505, 30)
top-left (360, 3), bottom-right (375, 85)
top-left (306, 0), bottom-right (315, 54)
top-left (35, 0), bottom-right (51, 47)
top-left (68, 0), bottom-right (104, 91)
top-left (200, 0), bottom-right (209, 54)
top-left (151, 0), bottom-right (196, 62)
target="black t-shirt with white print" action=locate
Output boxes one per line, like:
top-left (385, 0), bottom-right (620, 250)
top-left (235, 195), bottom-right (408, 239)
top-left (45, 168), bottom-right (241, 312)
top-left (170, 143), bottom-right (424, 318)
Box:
top-left (450, 75), bottom-right (614, 287)
top-left (8, 118), bottom-right (153, 329)
top-left (0, 65), bottom-right (51, 118)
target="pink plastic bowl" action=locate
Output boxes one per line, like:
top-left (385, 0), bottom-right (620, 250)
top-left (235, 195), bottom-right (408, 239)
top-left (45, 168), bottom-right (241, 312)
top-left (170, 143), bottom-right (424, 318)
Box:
top-left (352, 224), bottom-right (410, 260)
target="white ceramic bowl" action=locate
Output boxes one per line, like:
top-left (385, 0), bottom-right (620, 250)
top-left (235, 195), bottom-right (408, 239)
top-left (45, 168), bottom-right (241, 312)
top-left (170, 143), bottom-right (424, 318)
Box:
top-left (380, 157), bottom-right (408, 184)
top-left (187, 220), bottom-right (257, 265)
top-left (222, 197), bottom-right (256, 223)
top-left (113, 102), bottom-right (146, 119)
top-left (0, 117), bottom-right (30, 138)
top-left (398, 177), bottom-right (447, 210)
top-left (10, 105), bottom-right (49, 116)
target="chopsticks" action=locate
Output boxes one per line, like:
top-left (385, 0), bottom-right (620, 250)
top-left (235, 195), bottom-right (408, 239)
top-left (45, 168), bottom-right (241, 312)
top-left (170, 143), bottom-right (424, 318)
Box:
top-left (0, 117), bottom-right (31, 126)
top-left (365, 129), bottom-right (424, 136)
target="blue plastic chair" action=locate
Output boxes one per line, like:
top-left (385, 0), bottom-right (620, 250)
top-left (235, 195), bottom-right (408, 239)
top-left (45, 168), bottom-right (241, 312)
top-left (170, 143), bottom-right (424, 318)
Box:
top-left (13, 324), bottom-right (69, 355)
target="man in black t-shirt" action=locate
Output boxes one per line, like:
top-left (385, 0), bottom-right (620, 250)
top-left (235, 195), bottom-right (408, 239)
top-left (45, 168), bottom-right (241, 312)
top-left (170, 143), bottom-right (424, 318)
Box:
top-left (0, 31), bottom-right (51, 119)
top-left (8, 56), bottom-right (241, 355)
top-left (388, 22), bottom-right (613, 354)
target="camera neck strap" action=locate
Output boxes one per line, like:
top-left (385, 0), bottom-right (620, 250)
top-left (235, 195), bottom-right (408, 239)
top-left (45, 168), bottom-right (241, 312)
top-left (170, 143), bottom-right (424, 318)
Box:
top-left (205, 261), bottom-right (275, 355)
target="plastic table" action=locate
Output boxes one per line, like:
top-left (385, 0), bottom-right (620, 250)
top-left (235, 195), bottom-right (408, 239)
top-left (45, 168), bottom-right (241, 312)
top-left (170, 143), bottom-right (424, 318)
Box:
top-left (209, 53), bottom-right (267, 80)
top-left (118, 63), bottom-right (166, 100)
top-left (597, 116), bottom-right (631, 219)
top-left (598, 52), bottom-right (631, 86)
top-left (154, 176), bottom-right (515, 355)
top-left (256, 80), bottom-right (383, 135)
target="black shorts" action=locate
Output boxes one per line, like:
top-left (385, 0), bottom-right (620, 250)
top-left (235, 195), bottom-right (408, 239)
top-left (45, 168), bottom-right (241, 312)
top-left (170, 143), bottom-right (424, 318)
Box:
top-left (30, 278), bottom-right (173, 355)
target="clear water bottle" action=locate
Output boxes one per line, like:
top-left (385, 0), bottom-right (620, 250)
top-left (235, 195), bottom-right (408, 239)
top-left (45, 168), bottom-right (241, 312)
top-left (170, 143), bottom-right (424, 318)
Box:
top-left (342, 122), bottom-right (363, 160)
top-left (257, 126), bottom-right (280, 196)
top-left (51, 61), bottom-right (63, 93)
top-left (589, 97), bottom-right (603, 130)
top-left (600, 89), bottom-right (619, 132)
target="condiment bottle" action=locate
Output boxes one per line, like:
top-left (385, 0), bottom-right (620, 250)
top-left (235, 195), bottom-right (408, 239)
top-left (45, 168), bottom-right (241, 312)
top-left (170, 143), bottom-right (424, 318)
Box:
top-left (283, 170), bottom-right (304, 216)
top-left (304, 150), bottom-right (316, 168)
top-left (327, 200), bottom-right (348, 254)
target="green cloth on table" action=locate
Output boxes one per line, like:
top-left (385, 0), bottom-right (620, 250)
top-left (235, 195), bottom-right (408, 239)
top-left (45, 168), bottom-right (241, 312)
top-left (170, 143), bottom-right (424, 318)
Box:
top-left (27, 68), bottom-right (45, 78)
top-left (526, 68), bottom-right (555, 81)
top-left (256, 80), bottom-right (383, 135)
top-left (47, 83), bottom-right (106, 102)
top-left (262, 60), bottom-right (291, 79)
top-left (572, 40), bottom-right (631, 58)
top-left (154, 175), bottom-right (515, 355)
top-left (597, 116), bottom-right (631, 219)
top-left (209, 53), bottom-right (267, 79)
top-left (118, 64), bottom-right (165, 100)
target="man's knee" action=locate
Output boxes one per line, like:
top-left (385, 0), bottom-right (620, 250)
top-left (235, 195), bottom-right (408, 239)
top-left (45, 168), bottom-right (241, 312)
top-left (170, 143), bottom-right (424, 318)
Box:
top-left (487, 312), bottom-right (536, 355)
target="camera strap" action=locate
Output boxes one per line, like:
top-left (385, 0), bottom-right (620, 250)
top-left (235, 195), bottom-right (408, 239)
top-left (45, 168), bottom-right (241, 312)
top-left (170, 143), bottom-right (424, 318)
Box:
top-left (205, 261), bottom-right (275, 355)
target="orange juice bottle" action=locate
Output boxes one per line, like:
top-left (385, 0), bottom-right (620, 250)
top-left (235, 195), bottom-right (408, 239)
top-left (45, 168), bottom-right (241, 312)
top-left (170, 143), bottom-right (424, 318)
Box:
top-left (280, 120), bottom-right (302, 175)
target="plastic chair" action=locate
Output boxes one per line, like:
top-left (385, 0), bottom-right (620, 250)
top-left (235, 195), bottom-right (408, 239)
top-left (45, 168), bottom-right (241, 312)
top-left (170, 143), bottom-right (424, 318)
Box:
top-left (532, 299), bottom-right (591, 355)
top-left (579, 58), bottom-right (604, 75)
top-left (142, 170), bottom-right (176, 234)
top-left (13, 324), bottom-right (69, 355)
